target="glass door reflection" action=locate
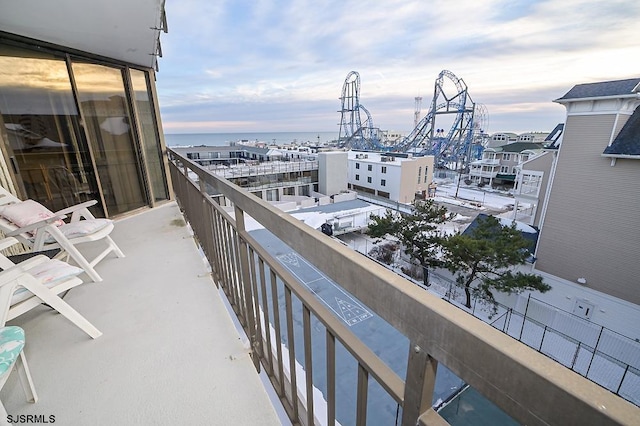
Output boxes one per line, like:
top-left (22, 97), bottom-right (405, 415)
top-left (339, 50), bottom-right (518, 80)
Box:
top-left (72, 62), bottom-right (146, 215)
top-left (0, 44), bottom-right (102, 214)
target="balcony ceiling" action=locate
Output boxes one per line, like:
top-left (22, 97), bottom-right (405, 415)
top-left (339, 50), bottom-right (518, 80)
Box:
top-left (0, 0), bottom-right (165, 69)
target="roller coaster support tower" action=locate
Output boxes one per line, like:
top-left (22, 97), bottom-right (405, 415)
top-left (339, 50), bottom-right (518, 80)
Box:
top-left (398, 70), bottom-right (476, 167)
top-left (337, 71), bottom-right (382, 150)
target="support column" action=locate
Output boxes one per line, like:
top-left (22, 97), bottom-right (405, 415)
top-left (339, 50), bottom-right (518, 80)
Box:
top-left (402, 343), bottom-right (438, 425)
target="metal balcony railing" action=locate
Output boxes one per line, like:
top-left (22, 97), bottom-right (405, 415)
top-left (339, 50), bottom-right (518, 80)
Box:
top-left (167, 148), bottom-right (639, 426)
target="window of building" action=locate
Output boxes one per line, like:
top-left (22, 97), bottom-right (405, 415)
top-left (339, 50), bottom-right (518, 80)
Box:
top-left (367, 164), bottom-right (372, 171)
top-left (381, 179), bottom-right (386, 186)
top-left (500, 166), bottom-right (509, 173)
top-left (520, 173), bottom-right (542, 196)
top-left (503, 153), bottom-right (511, 161)
top-left (381, 166), bottom-right (387, 174)
top-left (355, 174), bottom-right (359, 181)
top-left (356, 163), bottom-right (360, 169)
top-left (367, 176), bottom-right (372, 183)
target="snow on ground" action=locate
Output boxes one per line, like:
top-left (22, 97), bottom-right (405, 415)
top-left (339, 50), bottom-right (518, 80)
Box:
top-left (435, 182), bottom-right (515, 210)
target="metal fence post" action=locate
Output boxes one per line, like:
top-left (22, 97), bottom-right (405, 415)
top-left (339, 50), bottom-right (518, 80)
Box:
top-left (518, 295), bottom-right (531, 341)
top-left (539, 326), bottom-right (547, 351)
top-left (616, 365), bottom-right (630, 395)
top-left (586, 327), bottom-right (604, 378)
top-left (571, 342), bottom-right (581, 370)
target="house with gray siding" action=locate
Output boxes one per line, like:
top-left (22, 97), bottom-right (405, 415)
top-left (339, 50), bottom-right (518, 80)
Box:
top-left (534, 78), bottom-right (640, 309)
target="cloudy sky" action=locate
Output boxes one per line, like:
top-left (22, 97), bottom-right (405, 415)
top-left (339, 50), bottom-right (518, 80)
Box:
top-left (157, 0), bottom-right (639, 135)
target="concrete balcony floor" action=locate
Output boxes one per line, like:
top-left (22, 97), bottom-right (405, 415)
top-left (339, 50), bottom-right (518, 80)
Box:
top-left (1, 202), bottom-right (281, 425)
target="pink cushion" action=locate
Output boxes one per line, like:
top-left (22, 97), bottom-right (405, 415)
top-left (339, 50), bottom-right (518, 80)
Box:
top-left (0, 200), bottom-right (64, 228)
top-left (11, 259), bottom-right (83, 305)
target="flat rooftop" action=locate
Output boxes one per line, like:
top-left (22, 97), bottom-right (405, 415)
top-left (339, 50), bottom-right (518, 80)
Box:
top-left (0, 202), bottom-right (281, 425)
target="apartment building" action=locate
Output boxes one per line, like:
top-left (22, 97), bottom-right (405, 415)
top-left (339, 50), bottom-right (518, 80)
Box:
top-left (468, 141), bottom-right (544, 187)
top-left (534, 78), bottom-right (640, 312)
top-left (347, 151), bottom-right (434, 203)
top-left (172, 145), bottom-right (319, 200)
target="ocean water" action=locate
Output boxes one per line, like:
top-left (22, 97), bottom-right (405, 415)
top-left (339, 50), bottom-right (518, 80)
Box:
top-left (164, 131), bottom-right (338, 147)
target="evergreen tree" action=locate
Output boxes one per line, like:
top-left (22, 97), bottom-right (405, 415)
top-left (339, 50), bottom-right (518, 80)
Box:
top-left (441, 215), bottom-right (551, 310)
top-left (368, 200), bottom-right (451, 286)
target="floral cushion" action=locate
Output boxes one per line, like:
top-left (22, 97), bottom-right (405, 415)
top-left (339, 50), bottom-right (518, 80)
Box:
top-left (11, 259), bottom-right (83, 305)
top-left (0, 200), bottom-right (64, 228)
top-left (0, 326), bottom-right (25, 377)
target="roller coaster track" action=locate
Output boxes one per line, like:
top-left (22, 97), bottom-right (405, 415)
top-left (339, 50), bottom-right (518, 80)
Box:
top-left (337, 70), bottom-right (487, 166)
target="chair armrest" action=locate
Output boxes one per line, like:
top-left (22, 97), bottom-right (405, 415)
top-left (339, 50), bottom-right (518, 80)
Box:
top-left (54, 200), bottom-right (98, 216)
top-left (5, 216), bottom-right (67, 237)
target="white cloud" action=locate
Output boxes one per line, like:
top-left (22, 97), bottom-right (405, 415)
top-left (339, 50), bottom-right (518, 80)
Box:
top-left (157, 0), bottom-right (640, 134)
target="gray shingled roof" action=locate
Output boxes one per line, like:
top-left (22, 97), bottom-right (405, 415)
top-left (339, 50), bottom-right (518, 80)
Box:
top-left (603, 106), bottom-right (640, 157)
top-left (493, 142), bottom-right (544, 153)
top-left (557, 78), bottom-right (640, 101)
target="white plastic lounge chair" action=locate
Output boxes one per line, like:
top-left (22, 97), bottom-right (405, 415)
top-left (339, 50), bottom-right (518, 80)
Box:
top-left (0, 274), bottom-right (38, 418)
top-left (0, 187), bottom-right (124, 282)
top-left (0, 237), bottom-right (102, 339)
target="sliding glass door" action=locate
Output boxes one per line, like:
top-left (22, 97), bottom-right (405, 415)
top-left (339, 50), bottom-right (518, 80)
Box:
top-left (0, 44), bottom-right (102, 214)
top-left (71, 62), bottom-right (147, 215)
top-left (0, 38), bottom-right (170, 217)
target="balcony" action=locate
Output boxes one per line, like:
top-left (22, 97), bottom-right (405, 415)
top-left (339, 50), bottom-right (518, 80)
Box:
top-left (1, 150), bottom-right (638, 425)
top-left (166, 150), bottom-right (639, 425)
top-left (468, 169), bottom-right (498, 179)
top-left (1, 202), bottom-right (281, 424)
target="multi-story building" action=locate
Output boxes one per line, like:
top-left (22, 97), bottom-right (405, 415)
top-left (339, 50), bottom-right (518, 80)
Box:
top-left (468, 141), bottom-right (545, 187)
top-left (487, 132), bottom-right (518, 147)
top-left (347, 151), bottom-right (434, 203)
top-left (533, 78), bottom-right (640, 314)
top-left (172, 145), bottom-right (318, 200)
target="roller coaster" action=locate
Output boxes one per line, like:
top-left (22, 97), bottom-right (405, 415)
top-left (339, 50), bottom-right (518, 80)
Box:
top-left (337, 70), bottom-right (489, 167)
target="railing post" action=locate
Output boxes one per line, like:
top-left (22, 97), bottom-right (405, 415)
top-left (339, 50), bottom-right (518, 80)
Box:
top-left (402, 343), bottom-right (438, 426)
top-left (235, 205), bottom-right (259, 371)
